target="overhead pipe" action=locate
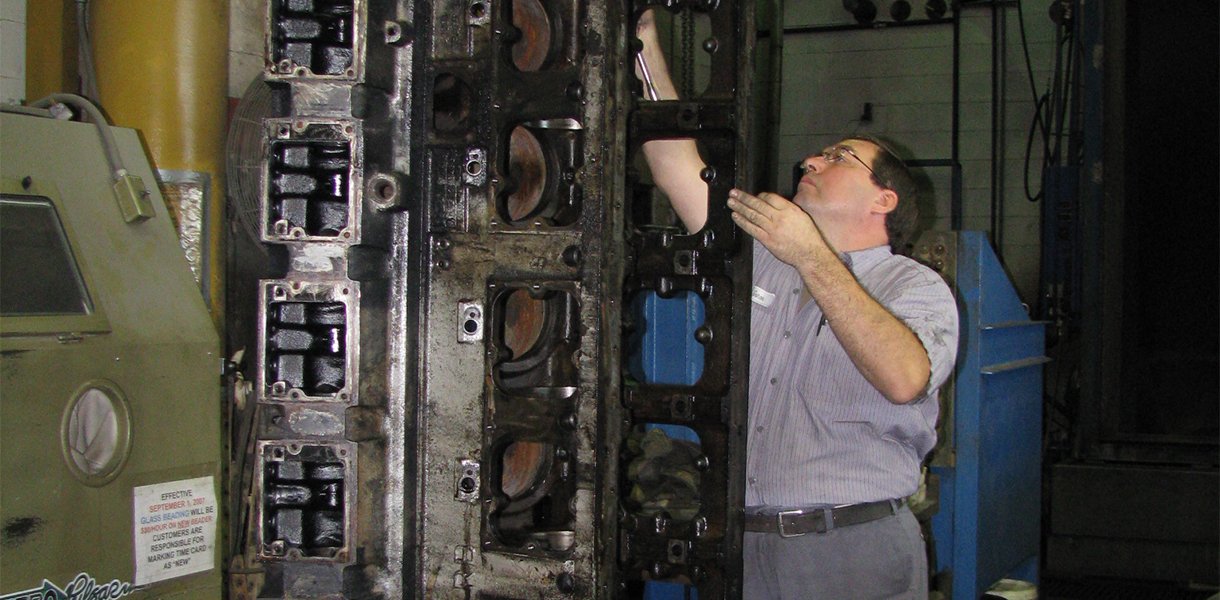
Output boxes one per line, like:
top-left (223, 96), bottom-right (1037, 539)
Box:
top-left (990, 0), bottom-right (1007, 253)
top-left (951, 2), bottom-right (962, 229)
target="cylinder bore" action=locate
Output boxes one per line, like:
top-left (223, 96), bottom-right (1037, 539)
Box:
top-left (506, 126), bottom-right (547, 222)
top-left (502, 288), bottom-right (545, 359)
top-left (511, 0), bottom-right (552, 72)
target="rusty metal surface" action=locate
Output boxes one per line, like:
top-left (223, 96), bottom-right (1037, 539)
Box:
top-left (410, 1), bottom-right (624, 592)
top-left (240, 0), bottom-right (753, 597)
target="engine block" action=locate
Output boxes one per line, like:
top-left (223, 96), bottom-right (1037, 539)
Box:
top-left (247, 0), bottom-right (754, 597)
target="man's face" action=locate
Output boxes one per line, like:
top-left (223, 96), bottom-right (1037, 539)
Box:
top-left (792, 139), bottom-right (883, 222)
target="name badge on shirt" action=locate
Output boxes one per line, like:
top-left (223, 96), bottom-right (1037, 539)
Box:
top-left (751, 285), bottom-right (776, 307)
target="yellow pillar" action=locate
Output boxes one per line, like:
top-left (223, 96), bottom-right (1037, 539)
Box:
top-left (90, 0), bottom-right (230, 327)
top-left (25, 0), bottom-right (79, 101)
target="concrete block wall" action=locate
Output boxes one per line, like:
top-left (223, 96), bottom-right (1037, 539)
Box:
top-left (0, 0), bottom-right (24, 103)
top-left (778, 2), bottom-right (1057, 303)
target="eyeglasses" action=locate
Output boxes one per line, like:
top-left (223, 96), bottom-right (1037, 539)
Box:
top-left (819, 145), bottom-right (876, 177)
top-left (803, 145), bottom-right (891, 190)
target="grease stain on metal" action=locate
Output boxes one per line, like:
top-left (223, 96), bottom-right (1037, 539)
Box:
top-left (2, 516), bottom-right (45, 547)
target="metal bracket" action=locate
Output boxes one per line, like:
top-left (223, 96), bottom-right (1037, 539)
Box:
top-left (456, 459), bottom-right (480, 502)
top-left (457, 301), bottom-right (483, 343)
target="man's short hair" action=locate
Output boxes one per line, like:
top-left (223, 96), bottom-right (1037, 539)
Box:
top-left (848, 136), bottom-right (920, 251)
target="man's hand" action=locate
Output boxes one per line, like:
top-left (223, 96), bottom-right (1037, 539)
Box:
top-left (727, 188), bottom-right (833, 267)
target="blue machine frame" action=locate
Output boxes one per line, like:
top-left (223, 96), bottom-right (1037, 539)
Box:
top-left (930, 231), bottom-right (1047, 599)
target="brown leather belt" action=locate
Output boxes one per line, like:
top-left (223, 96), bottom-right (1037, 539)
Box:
top-left (743, 499), bottom-right (905, 537)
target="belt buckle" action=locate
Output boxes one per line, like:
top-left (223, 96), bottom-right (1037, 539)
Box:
top-left (776, 509), bottom-right (806, 538)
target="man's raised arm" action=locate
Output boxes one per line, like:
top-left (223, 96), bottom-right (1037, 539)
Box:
top-left (636, 10), bottom-right (710, 233)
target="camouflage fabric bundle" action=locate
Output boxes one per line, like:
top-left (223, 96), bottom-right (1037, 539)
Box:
top-left (625, 428), bottom-right (702, 522)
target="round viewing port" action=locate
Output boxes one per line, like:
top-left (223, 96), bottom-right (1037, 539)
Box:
top-left (61, 380), bottom-right (132, 486)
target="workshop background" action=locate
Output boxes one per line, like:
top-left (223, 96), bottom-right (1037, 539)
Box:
top-left (1, 0), bottom-right (1216, 598)
top-left (1, 0), bottom-right (1064, 312)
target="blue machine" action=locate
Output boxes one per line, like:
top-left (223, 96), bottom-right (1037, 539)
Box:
top-left (629, 291), bottom-right (706, 389)
top-left (634, 232), bottom-right (1046, 599)
top-left (924, 231), bottom-right (1048, 599)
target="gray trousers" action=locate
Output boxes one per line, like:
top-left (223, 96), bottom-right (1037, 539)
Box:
top-left (743, 505), bottom-right (928, 600)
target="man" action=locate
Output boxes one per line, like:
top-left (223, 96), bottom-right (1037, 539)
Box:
top-left (637, 11), bottom-right (959, 599)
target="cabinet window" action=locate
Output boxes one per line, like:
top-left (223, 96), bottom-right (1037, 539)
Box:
top-left (0, 195), bottom-right (92, 316)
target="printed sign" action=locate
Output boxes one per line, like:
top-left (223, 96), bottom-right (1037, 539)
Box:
top-left (1, 572), bottom-right (133, 600)
top-left (132, 476), bottom-right (217, 585)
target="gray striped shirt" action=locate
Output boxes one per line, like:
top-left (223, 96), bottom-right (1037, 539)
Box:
top-left (746, 241), bottom-right (959, 507)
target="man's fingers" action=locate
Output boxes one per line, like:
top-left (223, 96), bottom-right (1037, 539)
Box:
top-left (726, 194), bottom-right (770, 225)
top-left (756, 191), bottom-right (793, 210)
top-left (727, 189), bottom-right (773, 220)
top-left (732, 188), bottom-right (792, 211)
top-left (730, 212), bottom-right (764, 239)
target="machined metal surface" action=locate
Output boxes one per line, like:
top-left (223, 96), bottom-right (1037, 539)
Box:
top-left (258, 279), bottom-right (359, 403)
top-left (267, 0), bottom-right (366, 80)
top-left (256, 441), bottom-right (357, 561)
